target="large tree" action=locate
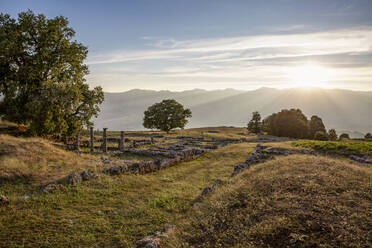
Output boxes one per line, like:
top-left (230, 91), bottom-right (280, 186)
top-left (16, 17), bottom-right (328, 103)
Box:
top-left (247, 111), bottom-right (262, 134)
top-left (0, 11), bottom-right (104, 138)
top-left (143, 99), bottom-right (192, 133)
top-left (263, 109), bottom-right (309, 138)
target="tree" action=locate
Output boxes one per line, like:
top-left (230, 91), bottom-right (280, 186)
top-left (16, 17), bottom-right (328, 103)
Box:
top-left (328, 129), bottom-right (338, 141)
top-left (309, 115), bottom-right (326, 139)
top-left (263, 109), bottom-right (309, 139)
top-left (365, 133), bottom-right (372, 139)
top-left (247, 111), bottom-right (262, 134)
top-left (143, 99), bottom-right (192, 133)
top-left (339, 133), bottom-right (350, 140)
top-left (0, 11), bottom-right (104, 138)
top-left (314, 131), bottom-right (329, 141)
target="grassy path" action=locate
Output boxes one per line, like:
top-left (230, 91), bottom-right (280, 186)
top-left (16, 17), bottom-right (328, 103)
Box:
top-left (0, 143), bottom-right (255, 248)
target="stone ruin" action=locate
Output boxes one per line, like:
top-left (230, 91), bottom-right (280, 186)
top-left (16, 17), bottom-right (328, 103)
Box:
top-left (233, 144), bottom-right (315, 175)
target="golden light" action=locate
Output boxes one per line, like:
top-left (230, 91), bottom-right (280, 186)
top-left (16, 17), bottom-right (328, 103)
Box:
top-left (287, 63), bottom-right (333, 88)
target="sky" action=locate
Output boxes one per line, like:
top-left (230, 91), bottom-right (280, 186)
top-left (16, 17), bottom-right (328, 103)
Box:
top-left (1, 0), bottom-right (372, 92)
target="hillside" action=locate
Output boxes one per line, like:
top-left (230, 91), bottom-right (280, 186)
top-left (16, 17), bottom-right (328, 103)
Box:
top-left (1, 128), bottom-right (371, 247)
top-left (93, 88), bottom-right (372, 136)
top-left (166, 155), bottom-right (372, 247)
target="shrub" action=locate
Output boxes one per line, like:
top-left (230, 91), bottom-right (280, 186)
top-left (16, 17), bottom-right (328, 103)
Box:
top-left (339, 133), bottom-right (350, 140)
top-left (314, 131), bottom-right (329, 141)
top-left (328, 129), bottom-right (338, 141)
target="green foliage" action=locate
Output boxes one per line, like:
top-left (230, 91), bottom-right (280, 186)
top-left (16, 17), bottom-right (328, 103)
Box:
top-left (314, 131), bottom-right (329, 141)
top-left (247, 111), bottom-right (262, 134)
top-left (263, 109), bottom-right (309, 138)
top-left (143, 99), bottom-right (192, 133)
top-left (339, 133), bottom-right (350, 140)
top-left (0, 11), bottom-right (104, 138)
top-left (365, 133), bottom-right (372, 139)
top-left (291, 140), bottom-right (372, 154)
top-left (328, 129), bottom-right (338, 141)
top-left (309, 115), bottom-right (326, 138)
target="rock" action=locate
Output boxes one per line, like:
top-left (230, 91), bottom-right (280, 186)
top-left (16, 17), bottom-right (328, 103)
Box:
top-left (66, 172), bottom-right (82, 185)
top-left (101, 157), bottom-right (111, 164)
top-left (18, 195), bottom-right (31, 201)
top-left (80, 170), bottom-right (98, 181)
top-left (41, 183), bottom-right (63, 193)
top-left (160, 224), bottom-right (175, 237)
top-left (201, 187), bottom-right (212, 196)
top-left (134, 237), bottom-right (159, 248)
top-left (134, 224), bottom-right (175, 248)
top-left (105, 165), bottom-right (125, 175)
top-left (350, 155), bottom-right (372, 164)
top-left (0, 194), bottom-right (9, 206)
top-left (212, 179), bottom-right (223, 189)
top-left (192, 202), bottom-right (202, 208)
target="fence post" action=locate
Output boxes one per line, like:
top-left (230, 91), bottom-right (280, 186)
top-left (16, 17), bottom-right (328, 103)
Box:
top-left (90, 127), bottom-right (94, 152)
top-left (102, 128), bottom-right (107, 153)
top-left (75, 133), bottom-right (80, 152)
top-left (119, 131), bottom-right (125, 151)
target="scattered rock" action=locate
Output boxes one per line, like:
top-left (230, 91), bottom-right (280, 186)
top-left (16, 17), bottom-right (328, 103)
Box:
top-left (0, 194), bottom-right (9, 206)
top-left (105, 165), bottom-right (125, 175)
top-left (233, 144), bottom-right (315, 175)
top-left (350, 155), bottom-right (372, 164)
top-left (18, 195), bottom-right (31, 201)
top-left (134, 224), bottom-right (175, 248)
top-left (80, 170), bottom-right (99, 181)
top-left (212, 179), bottom-right (223, 189)
top-left (101, 157), bottom-right (111, 164)
top-left (66, 172), bottom-right (82, 185)
top-left (41, 183), bottom-right (63, 193)
top-left (201, 187), bottom-right (212, 197)
top-left (192, 202), bottom-right (202, 208)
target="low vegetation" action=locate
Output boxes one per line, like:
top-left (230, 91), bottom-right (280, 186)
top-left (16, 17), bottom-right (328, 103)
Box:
top-left (0, 134), bottom-right (100, 186)
top-left (166, 155), bottom-right (372, 247)
top-left (291, 140), bottom-right (372, 155)
top-left (0, 133), bottom-right (255, 247)
top-left (1, 126), bottom-right (371, 247)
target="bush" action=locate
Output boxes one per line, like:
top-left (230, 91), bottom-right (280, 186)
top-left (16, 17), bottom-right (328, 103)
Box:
top-left (314, 131), bottom-right (329, 141)
top-left (328, 129), bottom-right (338, 141)
top-left (339, 133), bottom-right (350, 140)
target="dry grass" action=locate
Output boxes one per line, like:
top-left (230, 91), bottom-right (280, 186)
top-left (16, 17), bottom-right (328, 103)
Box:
top-left (0, 139), bottom-right (255, 247)
top-left (166, 155), bottom-right (372, 248)
top-left (0, 134), bottom-right (100, 185)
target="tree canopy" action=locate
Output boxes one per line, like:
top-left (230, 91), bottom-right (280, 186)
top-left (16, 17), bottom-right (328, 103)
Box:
top-left (263, 109), bottom-right (310, 139)
top-left (339, 133), bottom-right (350, 140)
top-left (328, 129), bottom-right (338, 141)
top-left (247, 111), bottom-right (262, 134)
top-left (143, 99), bottom-right (192, 133)
top-left (309, 115), bottom-right (326, 138)
top-left (0, 10), bottom-right (104, 138)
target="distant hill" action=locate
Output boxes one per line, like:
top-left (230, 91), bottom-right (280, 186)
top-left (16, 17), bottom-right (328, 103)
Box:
top-left (93, 88), bottom-right (372, 136)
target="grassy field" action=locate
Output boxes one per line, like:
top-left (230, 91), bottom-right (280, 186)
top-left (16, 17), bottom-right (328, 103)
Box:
top-left (0, 134), bottom-right (255, 247)
top-left (166, 155), bottom-right (372, 247)
top-left (291, 140), bottom-right (372, 155)
top-left (1, 128), bottom-right (372, 247)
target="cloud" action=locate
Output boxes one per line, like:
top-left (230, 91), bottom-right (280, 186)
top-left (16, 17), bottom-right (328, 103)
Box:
top-left (86, 28), bottom-right (372, 91)
top-left (87, 28), bottom-right (372, 65)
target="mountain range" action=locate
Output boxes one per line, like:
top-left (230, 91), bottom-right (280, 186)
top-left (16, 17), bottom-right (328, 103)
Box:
top-left (92, 88), bottom-right (372, 137)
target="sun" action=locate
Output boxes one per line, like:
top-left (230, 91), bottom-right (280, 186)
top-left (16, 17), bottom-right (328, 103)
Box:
top-left (287, 63), bottom-right (333, 88)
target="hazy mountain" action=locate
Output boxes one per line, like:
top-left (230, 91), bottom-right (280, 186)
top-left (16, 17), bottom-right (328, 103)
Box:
top-left (93, 88), bottom-right (372, 136)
